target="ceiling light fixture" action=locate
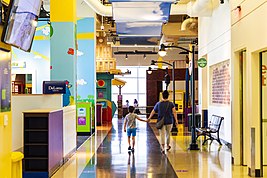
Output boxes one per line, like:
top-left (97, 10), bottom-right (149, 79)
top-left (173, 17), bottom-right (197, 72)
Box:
top-left (144, 54), bottom-right (147, 60)
top-left (125, 54), bottom-right (128, 60)
top-left (147, 67), bottom-right (152, 74)
top-left (158, 44), bottom-right (167, 57)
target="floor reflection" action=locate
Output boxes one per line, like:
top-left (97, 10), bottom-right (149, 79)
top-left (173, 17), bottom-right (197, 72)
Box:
top-left (80, 118), bottom-right (177, 178)
top-left (52, 118), bottom-right (260, 178)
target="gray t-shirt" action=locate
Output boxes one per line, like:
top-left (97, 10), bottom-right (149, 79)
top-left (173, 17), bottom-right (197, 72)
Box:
top-left (125, 113), bottom-right (138, 129)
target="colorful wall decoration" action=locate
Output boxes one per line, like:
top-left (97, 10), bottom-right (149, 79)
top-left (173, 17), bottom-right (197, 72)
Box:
top-left (76, 17), bottom-right (96, 134)
top-left (210, 59), bottom-right (230, 105)
top-left (0, 51), bottom-right (11, 112)
top-left (12, 21), bottom-right (50, 94)
top-left (0, 50), bottom-right (12, 178)
top-left (77, 17), bottom-right (95, 103)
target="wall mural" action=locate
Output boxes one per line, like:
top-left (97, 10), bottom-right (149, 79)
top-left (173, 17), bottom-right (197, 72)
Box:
top-left (210, 59), bottom-right (230, 105)
top-left (0, 51), bottom-right (11, 112)
top-left (12, 21), bottom-right (50, 94)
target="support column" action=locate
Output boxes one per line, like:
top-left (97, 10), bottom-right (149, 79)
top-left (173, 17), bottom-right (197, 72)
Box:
top-left (76, 18), bottom-right (95, 102)
top-left (76, 1), bottom-right (96, 134)
top-left (50, 0), bottom-right (77, 104)
top-left (76, 17), bottom-right (96, 135)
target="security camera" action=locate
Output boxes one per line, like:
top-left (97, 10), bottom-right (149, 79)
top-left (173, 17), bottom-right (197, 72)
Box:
top-left (101, 25), bottom-right (104, 30)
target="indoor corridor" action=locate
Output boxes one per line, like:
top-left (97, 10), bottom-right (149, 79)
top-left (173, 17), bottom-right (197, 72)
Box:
top-left (50, 117), bottom-right (262, 178)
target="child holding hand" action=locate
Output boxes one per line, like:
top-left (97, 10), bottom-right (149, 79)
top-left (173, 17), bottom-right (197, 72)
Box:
top-left (124, 106), bottom-right (150, 152)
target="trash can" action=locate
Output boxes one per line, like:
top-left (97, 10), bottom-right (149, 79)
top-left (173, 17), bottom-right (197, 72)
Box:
top-left (188, 113), bottom-right (201, 132)
top-left (11, 152), bottom-right (24, 178)
top-left (202, 109), bottom-right (208, 128)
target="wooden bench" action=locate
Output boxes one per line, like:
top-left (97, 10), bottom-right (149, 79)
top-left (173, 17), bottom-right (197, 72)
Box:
top-left (196, 115), bottom-right (224, 145)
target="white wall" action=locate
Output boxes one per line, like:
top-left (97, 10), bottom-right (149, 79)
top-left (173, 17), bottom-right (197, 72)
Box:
top-left (198, 0), bottom-right (231, 143)
top-left (231, 0), bottom-right (267, 170)
top-left (12, 95), bottom-right (77, 159)
top-left (12, 94), bottom-right (62, 151)
top-left (62, 105), bottom-right (77, 158)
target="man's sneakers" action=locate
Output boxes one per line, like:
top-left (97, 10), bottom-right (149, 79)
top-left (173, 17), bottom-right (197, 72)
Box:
top-left (128, 146), bottom-right (134, 152)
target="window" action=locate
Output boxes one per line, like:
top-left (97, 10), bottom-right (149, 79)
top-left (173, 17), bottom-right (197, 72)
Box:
top-left (112, 66), bottom-right (147, 107)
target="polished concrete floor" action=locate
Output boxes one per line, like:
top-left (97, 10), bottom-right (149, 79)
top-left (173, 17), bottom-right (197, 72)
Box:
top-left (52, 117), bottom-right (266, 178)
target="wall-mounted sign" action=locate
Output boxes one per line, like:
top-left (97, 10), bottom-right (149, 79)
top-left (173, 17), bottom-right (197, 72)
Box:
top-left (210, 59), bottom-right (230, 105)
top-left (198, 58), bottom-right (207, 68)
top-left (97, 80), bottom-right (105, 87)
top-left (43, 81), bottom-right (66, 94)
top-left (77, 107), bottom-right (86, 125)
top-left (11, 61), bottom-right (26, 68)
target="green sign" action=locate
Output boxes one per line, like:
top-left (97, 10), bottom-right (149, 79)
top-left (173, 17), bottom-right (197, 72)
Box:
top-left (198, 58), bottom-right (207, 68)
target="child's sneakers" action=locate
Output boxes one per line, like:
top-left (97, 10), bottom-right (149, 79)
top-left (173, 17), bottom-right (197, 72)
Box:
top-left (131, 148), bottom-right (135, 152)
top-left (128, 146), bottom-right (131, 151)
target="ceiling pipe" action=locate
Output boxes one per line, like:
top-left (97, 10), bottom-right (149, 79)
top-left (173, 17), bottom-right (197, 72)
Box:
top-left (83, 0), bottom-right (112, 16)
top-left (171, 0), bottom-right (213, 17)
top-left (181, 18), bottom-right (198, 31)
top-left (186, 0), bottom-right (213, 17)
top-left (83, 0), bottom-right (212, 17)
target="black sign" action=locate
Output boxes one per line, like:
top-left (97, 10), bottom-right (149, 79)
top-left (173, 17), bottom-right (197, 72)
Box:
top-left (43, 81), bottom-right (66, 94)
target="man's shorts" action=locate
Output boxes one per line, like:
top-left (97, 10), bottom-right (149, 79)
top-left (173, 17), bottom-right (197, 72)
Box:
top-left (127, 128), bottom-right (137, 137)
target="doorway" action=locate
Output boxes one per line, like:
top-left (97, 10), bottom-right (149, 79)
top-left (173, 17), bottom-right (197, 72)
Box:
top-left (11, 74), bottom-right (33, 94)
top-left (240, 50), bottom-right (247, 165)
top-left (260, 51), bottom-right (267, 167)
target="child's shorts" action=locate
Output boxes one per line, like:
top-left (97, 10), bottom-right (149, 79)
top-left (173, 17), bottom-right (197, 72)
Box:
top-left (127, 128), bottom-right (137, 137)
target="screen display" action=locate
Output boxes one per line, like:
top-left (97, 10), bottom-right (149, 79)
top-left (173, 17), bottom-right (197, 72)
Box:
top-left (2, 0), bottom-right (42, 52)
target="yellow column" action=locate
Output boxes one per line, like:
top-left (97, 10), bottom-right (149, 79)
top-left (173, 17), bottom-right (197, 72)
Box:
top-left (50, 0), bottom-right (76, 23)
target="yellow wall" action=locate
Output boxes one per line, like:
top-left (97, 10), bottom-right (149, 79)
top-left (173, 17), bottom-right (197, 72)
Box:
top-left (0, 24), bottom-right (12, 176)
top-left (50, 0), bottom-right (76, 22)
top-left (0, 112), bottom-right (12, 178)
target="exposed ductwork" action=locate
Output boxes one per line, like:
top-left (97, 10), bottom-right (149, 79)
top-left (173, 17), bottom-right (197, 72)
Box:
top-left (83, 0), bottom-right (112, 17)
top-left (83, 0), bottom-right (212, 17)
top-left (171, 0), bottom-right (212, 17)
top-left (186, 0), bottom-right (213, 17)
top-left (181, 18), bottom-right (198, 31)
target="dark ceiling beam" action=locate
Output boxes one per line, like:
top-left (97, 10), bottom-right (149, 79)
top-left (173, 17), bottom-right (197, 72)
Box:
top-left (114, 50), bottom-right (157, 55)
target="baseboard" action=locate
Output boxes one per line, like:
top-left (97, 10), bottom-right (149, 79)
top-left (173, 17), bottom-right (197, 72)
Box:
top-left (220, 138), bottom-right (232, 149)
top-left (248, 167), bottom-right (262, 177)
top-left (63, 148), bottom-right (76, 163)
top-left (77, 132), bottom-right (91, 136)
